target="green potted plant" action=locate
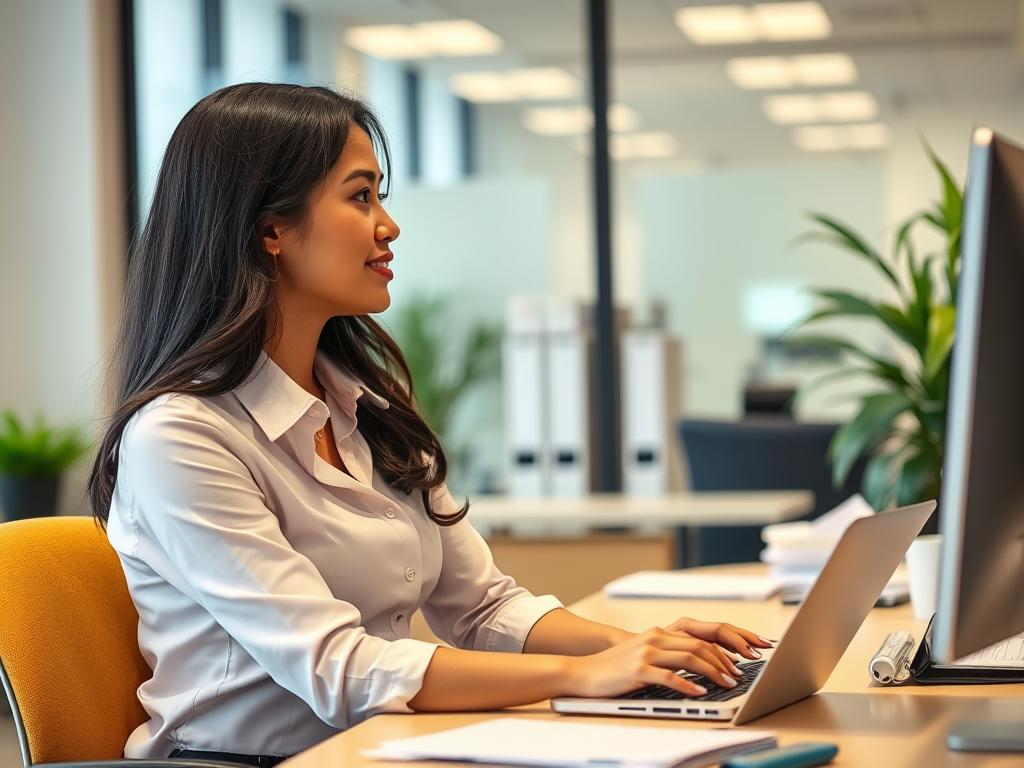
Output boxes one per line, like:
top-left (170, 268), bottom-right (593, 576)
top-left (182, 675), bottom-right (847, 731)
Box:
top-left (0, 410), bottom-right (92, 522)
top-left (789, 142), bottom-right (964, 530)
top-left (386, 293), bottom-right (502, 487)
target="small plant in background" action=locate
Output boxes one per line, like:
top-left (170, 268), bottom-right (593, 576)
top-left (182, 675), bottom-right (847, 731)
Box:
top-left (0, 410), bottom-right (92, 520)
top-left (0, 410), bottom-right (90, 476)
top-left (387, 292), bottom-right (502, 483)
top-left (789, 142), bottom-right (964, 516)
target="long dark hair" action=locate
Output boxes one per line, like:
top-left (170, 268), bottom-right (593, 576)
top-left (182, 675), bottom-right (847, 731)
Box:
top-left (88, 82), bottom-right (468, 527)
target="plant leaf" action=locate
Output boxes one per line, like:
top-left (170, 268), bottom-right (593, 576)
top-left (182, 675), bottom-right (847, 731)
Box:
top-left (876, 303), bottom-right (926, 351)
top-left (829, 392), bottom-right (913, 486)
top-left (786, 334), bottom-right (909, 390)
top-left (862, 443), bottom-right (911, 511)
top-left (895, 450), bottom-right (940, 506)
top-left (923, 304), bottom-right (956, 381)
top-left (923, 138), bottom-right (964, 235)
top-left (806, 213), bottom-right (901, 292)
top-left (792, 365), bottom-right (881, 408)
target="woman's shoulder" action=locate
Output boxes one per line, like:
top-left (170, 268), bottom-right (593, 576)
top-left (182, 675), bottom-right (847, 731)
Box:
top-left (122, 390), bottom-right (238, 454)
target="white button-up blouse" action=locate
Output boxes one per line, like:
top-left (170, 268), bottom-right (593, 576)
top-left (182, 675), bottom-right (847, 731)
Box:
top-left (105, 348), bottom-right (563, 759)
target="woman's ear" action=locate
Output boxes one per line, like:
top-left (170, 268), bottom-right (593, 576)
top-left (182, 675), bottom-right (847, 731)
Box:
top-left (259, 216), bottom-right (284, 257)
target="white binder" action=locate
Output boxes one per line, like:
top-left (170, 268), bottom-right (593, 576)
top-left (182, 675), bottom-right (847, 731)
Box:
top-left (543, 298), bottom-right (594, 498)
top-left (545, 332), bottom-right (593, 497)
top-left (503, 297), bottom-right (548, 497)
top-left (621, 329), bottom-right (684, 496)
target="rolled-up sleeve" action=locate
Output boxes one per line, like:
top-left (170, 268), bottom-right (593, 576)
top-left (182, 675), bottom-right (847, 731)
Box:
top-left (420, 483), bottom-right (564, 653)
top-left (120, 404), bottom-right (440, 729)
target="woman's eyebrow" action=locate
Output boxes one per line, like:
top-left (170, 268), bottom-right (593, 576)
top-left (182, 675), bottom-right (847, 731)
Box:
top-left (343, 169), bottom-right (379, 184)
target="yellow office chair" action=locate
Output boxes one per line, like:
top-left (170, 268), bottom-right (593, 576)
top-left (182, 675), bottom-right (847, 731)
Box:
top-left (0, 516), bottom-right (235, 768)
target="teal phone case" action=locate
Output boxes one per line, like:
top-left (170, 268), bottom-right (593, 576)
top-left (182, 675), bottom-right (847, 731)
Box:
top-left (721, 741), bottom-right (838, 768)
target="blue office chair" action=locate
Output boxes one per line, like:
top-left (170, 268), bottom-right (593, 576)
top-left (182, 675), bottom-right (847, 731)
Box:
top-left (677, 419), bottom-right (867, 567)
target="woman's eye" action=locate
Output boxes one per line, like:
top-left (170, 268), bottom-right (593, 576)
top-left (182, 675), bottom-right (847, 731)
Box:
top-left (355, 188), bottom-right (388, 205)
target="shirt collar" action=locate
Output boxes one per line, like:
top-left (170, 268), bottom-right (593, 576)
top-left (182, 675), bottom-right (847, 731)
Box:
top-left (233, 349), bottom-right (389, 442)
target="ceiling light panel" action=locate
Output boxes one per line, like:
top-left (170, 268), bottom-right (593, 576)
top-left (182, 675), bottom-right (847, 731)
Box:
top-left (451, 68), bottom-right (578, 103)
top-left (346, 20), bottom-right (502, 59)
top-left (677, 2), bottom-right (831, 45)
top-left (675, 5), bottom-right (759, 45)
top-left (728, 53), bottom-right (858, 89)
top-left (753, 2), bottom-right (832, 41)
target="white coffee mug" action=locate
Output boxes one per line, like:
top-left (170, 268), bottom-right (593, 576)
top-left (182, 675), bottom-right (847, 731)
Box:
top-left (905, 534), bottom-right (943, 621)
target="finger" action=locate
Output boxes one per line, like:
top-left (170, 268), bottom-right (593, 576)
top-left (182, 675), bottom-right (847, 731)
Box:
top-left (666, 617), bottom-right (693, 634)
top-left (715, 626), bottom-right (764, 660)
top-left (707, 642), bottom-right (743, 677)
top-left (727, 623), bottom-right (775, 648)
top-left (648, 649), bottom-right (738, 689)
top-left (686, 641), bottom-right (738, 678)
top-left (642, 665), bottom-right (708, 698)
top-left (655, 632), bottom-right (733, 676)
top-left (688, 635), bottom-right (742, 676)
top-left (664, 626), bottom-right (750, 668)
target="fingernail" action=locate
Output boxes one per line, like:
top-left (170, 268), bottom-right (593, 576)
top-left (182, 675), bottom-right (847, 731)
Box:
top-left (758, 636), bottom-right (778, 645)
top-left (750, 648), bottom-right (763, 658)
top-left (692, 684), bottom-right (707, 696)
top-left (722, 675), bottom-right (737, 688)
top-left (730, 663), bottom-right (742, 677)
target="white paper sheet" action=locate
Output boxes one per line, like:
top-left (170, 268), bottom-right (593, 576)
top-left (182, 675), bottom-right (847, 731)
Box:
top-left (952, 630), bottom-right (1024, 668)
top-left (604, 571), bottom-right (782, 600)
top-left (364, 718), bottom-right (777, 768)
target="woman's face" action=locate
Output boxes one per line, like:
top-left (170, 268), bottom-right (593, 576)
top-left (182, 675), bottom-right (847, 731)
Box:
top-left (266, 125), bottom-right (400, 317)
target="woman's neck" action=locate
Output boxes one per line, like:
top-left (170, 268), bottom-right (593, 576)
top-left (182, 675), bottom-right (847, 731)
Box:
top-left (263, 314), bottom-right (329, 400)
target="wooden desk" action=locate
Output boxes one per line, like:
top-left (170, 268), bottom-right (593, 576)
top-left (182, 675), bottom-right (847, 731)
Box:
top-left (282, 564), bottom-right (1024, 767)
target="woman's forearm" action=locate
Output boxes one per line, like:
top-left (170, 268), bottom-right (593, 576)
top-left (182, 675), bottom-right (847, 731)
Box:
top-left (522, 607), bottom-right (635, 655)
top-left (407, 646), bottom-right (572, 711)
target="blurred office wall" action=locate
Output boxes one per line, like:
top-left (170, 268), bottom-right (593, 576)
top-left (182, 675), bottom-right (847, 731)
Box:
top-left (4, 1), bottom-right (1024, 508)
top-left (0, 0), bottom-right (125, 516)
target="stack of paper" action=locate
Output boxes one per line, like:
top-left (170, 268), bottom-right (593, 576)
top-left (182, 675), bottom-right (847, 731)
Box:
top-left (761, 494), bottom-right (906, 601)
top-left (364, 718), bottom-right (777, 768)
top-left (604, 571), bottom-right (781, 600)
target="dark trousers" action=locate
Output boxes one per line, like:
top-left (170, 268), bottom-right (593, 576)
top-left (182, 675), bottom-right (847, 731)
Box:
top-left (168, 748), bottom-right (292, 767)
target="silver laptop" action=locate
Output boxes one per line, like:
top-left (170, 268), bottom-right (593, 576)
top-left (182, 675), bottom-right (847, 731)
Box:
top-left (552, 500), bottom-right (935, 725)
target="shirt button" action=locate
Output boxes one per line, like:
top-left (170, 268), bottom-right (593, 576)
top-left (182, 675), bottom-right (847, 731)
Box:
top-left (405, 566), bottom-right (416, 582)
top-left (392, 613), bottom-right (403, 623)
top-left (384, 507), bottom-right (396, 519)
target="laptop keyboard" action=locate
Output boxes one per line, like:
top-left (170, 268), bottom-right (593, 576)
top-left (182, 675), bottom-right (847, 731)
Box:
top-left (619, 659), bottom-right (766, 703)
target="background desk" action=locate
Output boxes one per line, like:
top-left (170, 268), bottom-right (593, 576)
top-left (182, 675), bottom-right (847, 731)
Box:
top-left (466, 491), bottom-right (813, 606)
top-left (284, 563), bottom-right (1024, 768)
top-left (466, 491), bottom-right (814, 532)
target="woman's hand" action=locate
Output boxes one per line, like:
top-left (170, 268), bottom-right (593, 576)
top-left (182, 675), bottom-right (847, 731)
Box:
top-left (561, 626), bottom-right (745, 699)
top-left (664, 617), bottom-right (775, 660)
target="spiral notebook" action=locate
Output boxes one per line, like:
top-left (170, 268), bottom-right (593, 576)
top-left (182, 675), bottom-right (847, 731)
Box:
top-left (363, 717), bottom-right (776, 768)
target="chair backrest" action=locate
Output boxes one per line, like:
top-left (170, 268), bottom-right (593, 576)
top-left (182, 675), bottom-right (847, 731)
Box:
top-left (0, 516), bottom-right (150, 765)
top-left (679, 419), bottom-right (866, 510)
top-left (677, 419), bottom-right (867, 565)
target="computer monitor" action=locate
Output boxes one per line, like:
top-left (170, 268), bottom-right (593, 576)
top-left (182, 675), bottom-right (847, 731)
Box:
top-left (933, 128), bottom-right (1024, 674)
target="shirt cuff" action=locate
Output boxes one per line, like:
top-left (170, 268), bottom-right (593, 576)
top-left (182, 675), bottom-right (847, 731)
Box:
top-left (483, 594), bottom-right (564, 653)
top-left (351, 638), bottom-right (441, 723)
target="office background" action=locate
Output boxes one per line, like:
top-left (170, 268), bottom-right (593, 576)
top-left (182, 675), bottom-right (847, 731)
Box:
top-left (2, 1), bottom-right (1022, 519)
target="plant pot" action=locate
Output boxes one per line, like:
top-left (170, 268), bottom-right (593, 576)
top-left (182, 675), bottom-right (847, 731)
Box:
top-left (0, 473), bottom-right (61, 522)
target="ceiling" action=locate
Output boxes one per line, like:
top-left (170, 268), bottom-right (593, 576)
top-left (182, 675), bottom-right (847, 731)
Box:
top-left (284, 0), bottom-right (1024, 165)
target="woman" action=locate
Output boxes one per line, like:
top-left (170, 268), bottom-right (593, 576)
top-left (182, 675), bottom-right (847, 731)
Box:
top-left (88, 82), bottom-right (772, 766)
